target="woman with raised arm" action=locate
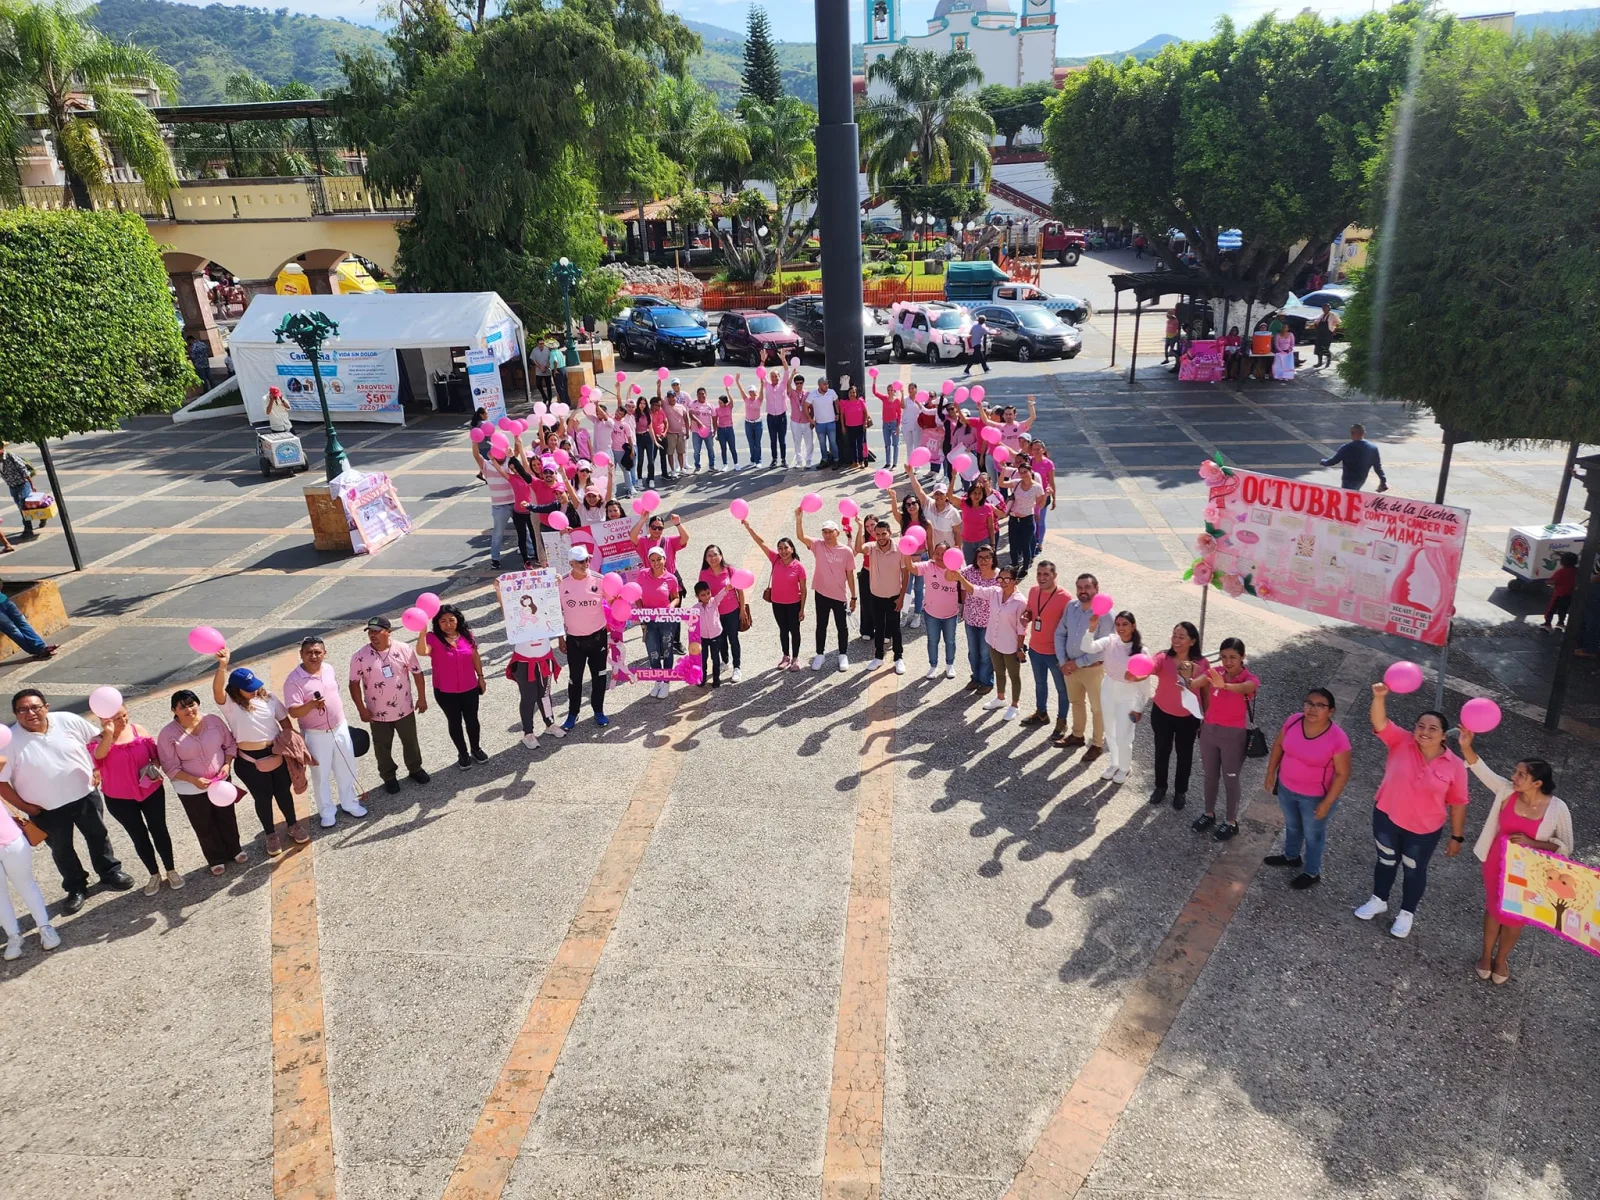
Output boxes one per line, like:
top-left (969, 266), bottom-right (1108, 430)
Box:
top-left (743, 520), bottom-right (809, 670)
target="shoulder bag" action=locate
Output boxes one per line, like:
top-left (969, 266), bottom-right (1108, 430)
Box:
top-left (1244, 693), bottom-right (1269, 758)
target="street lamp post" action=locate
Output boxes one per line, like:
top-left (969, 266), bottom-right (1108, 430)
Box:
top-left (273, 310), bottom-right (349, 481)
top-left (548, 256), bottom-right (582, 367)
top-left (758, 224), bottom-right (783, 294)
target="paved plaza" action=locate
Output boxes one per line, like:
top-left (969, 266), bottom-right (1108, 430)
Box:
top-left (2, 292), bottom-right (1598, 1200)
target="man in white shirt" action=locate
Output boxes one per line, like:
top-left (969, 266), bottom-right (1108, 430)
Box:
top-left (808, 378), bottom-right (839, 468)
top-left (283, 637), bottom-right (366, 827)
top-left (0, 688), bottom-right (133, 911)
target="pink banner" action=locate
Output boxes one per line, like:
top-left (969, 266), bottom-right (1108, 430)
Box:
top-left (1189, 463), bottom-right (1469, 646)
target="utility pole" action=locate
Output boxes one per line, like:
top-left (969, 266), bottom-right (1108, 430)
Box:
top-left (814, 0), bottom-right (865, 391)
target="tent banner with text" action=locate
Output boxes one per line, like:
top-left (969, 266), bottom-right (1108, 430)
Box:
top-left (1187, 460), bottom-right (1469, 646)
top-left (1501, 842), bottom-right (1600, 958)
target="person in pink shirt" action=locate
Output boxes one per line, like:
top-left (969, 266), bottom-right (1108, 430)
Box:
top-left (420, 605), bottom-right (487, 769)
top-left (741, 520), bottom-right (808, 670)
top-left (837, 385), bottom-right (870, 468)
top-left (1351, 681), bottom-right (1469, 938)
top-left (1189, 637), bottom-right (1260, 841)
top-left (995, 399), bottom-right (1037, 452)
top-left (691, 580), bottom-right (732, 686)
top-left (732, 370), bottom-right (767, 467)
top-left (558, 545), bottom-right (611, 727)
top-left (789, 373), bottom-right (815, 467)
top-left (871, 379), bottom-right (905, 468)
top-left (956, 475), bottom-right (1000, 565)
top-left (686, 386), bottom-right (718, 472)
top-left (796, 511), bottom-right (857, 672)
top-left (758, 349), bottom-right (794, 466)
top-left (638, 546), bottom-right (683, 698)
top-left (1025, 437), bottom-right (1057, 547)
top-left (913, 540), bottom-right (962, 678)
top-left (1263, 687), bottom-right (1352, 891)
top-left (1147, 621), bottom-right (1207, 810)
top-left (1000, 461), bottom-right (1051, 573)
top-left (954, 565), bottom-right (1028, 718)
top-left (660, 381), bottom-right (689, 475)
top-left (348, 616), bottom-right (429, 794)
top-left (284, 636), bottom-right (366, 827)
top-left (855, 516), bottom-right (909, 671)
top-left (714, 392), bottom-right (738, 468)
top-left (698, 544), bottom-right (748, 683)
top-left (92, 703), bottom-right (177, 895)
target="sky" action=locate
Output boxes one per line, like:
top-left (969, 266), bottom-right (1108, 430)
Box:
top-left (169, 0), bottom-right (1597, 56)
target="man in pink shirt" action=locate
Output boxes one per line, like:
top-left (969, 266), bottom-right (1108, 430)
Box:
top-left (686, 387), bottom-right (717, 473)
top-left (283, 636), bottom-right (365, 827)
top-left (348, 616), bottom-right (429, 795)
top-left (660, 382), bottom-right (689, 476)
top-left (759, 349), bottom-right (794, 467)
top-left (558, 546), bottom-right (611, 729)
top-left (797, 511), bottom-right (857, 672)
top-left (856, 517), bottom-right (910, 673)
top-left (789, 373), bottom-right (815, 467)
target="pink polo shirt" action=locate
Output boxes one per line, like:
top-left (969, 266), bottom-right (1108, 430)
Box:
top-left (1152, 652), bottom-right (1209, 718)
top-left (838, 397), bottom-right (868, 427)
top-left (863, 542), bottom-right (906, 599)
top-left (693, 597), bottom-right (723, 639)
top-left (762, 378), bottom-right (788, 416)
top-left (789, 386), bottom-right (810, 424)
top-left (806, 537), bottom-right (855, 602)
top-left (283, 663), bottom-right (346, 732)
top-left (637, 569), bottom-right (679, 608)
top-left (1373, 720), bottom-right (1469, 835)
top-left (972, 586), bottom-right (1026, 653)
top-left (559, 571), bottom-right (607, 635)
top-left (349, 641), bottom-right (421, 720)
top-left (743, 391), bottom-right (763, 423)
top-left (1204, 667), bottom-right (1258, 728)
top-left (636, 529), bottom-right (686, 572)
top-left (663, 402), bottom-right (688, 435)
top-left (687, 400), bottom-right (716, 436)
top-left (423, 632), bottom-right (479, 694)
top-left (766, 551), bottom-right (807, 605)
top-left (914, 562), bottom-right (961, 620)
top-left (699, 566), bottom-right (741, 614)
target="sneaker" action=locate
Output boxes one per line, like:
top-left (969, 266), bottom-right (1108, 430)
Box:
top-left (384, 779), bottom-right (402, 795)
top-left (39, 924), bottom-right (60, 950)
top-left (1263, 854), bottom-right (1303, 868)
top-left (166, 871), bottom-right (185, 890)
top-left (342, 801), bottom-right (369, 818)
top-left (1099, 765), bottom-right (1118, 782)
top-left (548, 723), bottom-right (567, 738)
top-left (594, 714), bottom-right (611, 728)
top-left (266, 831), bottom-right (285, 857)
top-left (471, 748), bottom-right (488, 763)
top-left (457, 754), bottom-right (472, 770)
top-left (288, 820), bottom-right (311, 845)
top-left (320, 810), bottom-right (337, 828)
top-left (983, 696), bottom-right (1004, 711)
top-left (1002, 705), bottom-right (1018, 720)
top-left (894, 660), bottom-right (905, 675)
top-left (1353, 895), bottom-right (1388, 921)
top-left (869, 658), bottom-right (884, 670)
top-left (4, 935), bottom-right (21, 961)
top-left (908, 614), bottom-right (923, 629)
top-left (778, 656), bottom-right (792, 671)
top-left (522, 731), bottom-right (541, 749)
top-left (1390, 910), bottom-right (1415, 939)
top-left (838, 655), bottom-right (849, 673)
top-left (141, 874), bottom-right (161, 896)
top-left (1191, 813), bottom-right (1216, 832)
top-left (946, 664), bottom-right (958, 679)
top-left (811, 655), bottom-right (826, 671)
top-left (561, 716), bottom-right (578, 731)
top-left (410, 770), bottom-right (432, 784)
top-left (1290, 873), bottom-right (1321, 890)
top-left (1213, 822), bottom-right (1237, 841)
top-left (925, 665), bottom-right (942, 681)
top-left (1149, 787), bottom-right (1167, 806)
top-left (1020, 711), bottom-right (1049, 727)
top-left (1113, 768), bottom-right (1130, 783)
top-left (490, 559), bottom-right (502, 570)
top-left (790, 658), bottom-right (802, 671)
top-left (732, 668), bottom-right (741, 683)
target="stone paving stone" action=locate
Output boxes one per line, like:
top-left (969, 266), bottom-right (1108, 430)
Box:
top-left (54, 571), bottom-right (189, 618)
top-left (141, 574), bottom-right (316, 620)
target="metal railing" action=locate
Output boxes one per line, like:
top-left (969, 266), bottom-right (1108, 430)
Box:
top-left (307, 175), bottom-right (413, 216)
top-left (1, 175), bottom-right (411, 219)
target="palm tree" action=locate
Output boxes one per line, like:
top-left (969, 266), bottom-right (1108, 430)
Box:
top-left (736, 95), bottom-right (817, 282)
top-left (655, 75), bottom-right (750, 193)
top-left (860, 46), bottom-right (994, 192)
top-left (0, 0), bottom-right (179, 209)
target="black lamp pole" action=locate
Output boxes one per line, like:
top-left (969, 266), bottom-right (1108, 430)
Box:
top-left (273, 310), bottom-right (349, 480)
top-left (549, 257), bottom-right (583, 367)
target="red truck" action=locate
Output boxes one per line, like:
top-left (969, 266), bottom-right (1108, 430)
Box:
top-left (1037, 221), bottom-right (1087, 267)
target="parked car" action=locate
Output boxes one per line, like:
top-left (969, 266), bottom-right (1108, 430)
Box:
top-left (969, 303), bottom-right (1081, 362)
top-left (944, 267), bottom-right (1092, 326)
top-left (717, 310), bottom-right (803, 366)
top-left (619, 293), bottom-right (708, 326)
top-left (863, 216), bottom-right (902, 238)
top-left (611, 304), bottom-right (719, 366)
top-left (889, 300), bottom-right (973, 363)
top-left (767, 296), bottom-right (892, 362)
top-left (1273, 286), bottom-right (1355, 339)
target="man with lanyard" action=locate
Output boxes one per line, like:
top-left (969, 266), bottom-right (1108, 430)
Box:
top-left (558, 546), bottom-right (611, 728)
top-left (1320, 423), bottom-right (1389, 492)
top-left (760, 349), bottom-right (794, 467)
top-left (807, 376), bottom-right (839, 468)
top-left (0, 688), bottom-right (133, 912)
top-left (348, 616), bottom-right (430, 796)
top-left (686, 387), bottom-right (718, 473)
top-left (1052, 572), bottom-right (1106, 761)
top-left (284, 636), bottom-right (366, 828)
top-left (857, 516), bottom-right (910, 675)
top-left (1020, 560), bottom-right (1071, 736)
top-left (789, 373), bottom-right (815, 468)
top-left (962, 315), bottom-right (991, 377)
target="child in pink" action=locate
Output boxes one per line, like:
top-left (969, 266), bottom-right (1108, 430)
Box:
top-left (692, 581), bottom-right (731, 686)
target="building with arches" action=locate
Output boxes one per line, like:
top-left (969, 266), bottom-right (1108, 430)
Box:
top-left (863, 0), bottom-right (1058, 92)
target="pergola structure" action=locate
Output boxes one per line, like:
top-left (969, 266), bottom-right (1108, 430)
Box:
top-left (1109, 270), bottom-right (1273, 384)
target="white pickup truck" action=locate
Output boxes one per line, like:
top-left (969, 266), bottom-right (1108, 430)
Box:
top-left (953, 282), bottom-right (1092, 325)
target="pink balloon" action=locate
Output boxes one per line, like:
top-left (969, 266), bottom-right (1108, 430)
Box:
top-left (953, 386), bottom-right (970, 403)
top-left (980, 426), bottom-right (1002, 445)
top-left (639, 490), bottom-right (661, 513)
top-left (1384, 661), bottom-right (1424, 694)
top-left (657, 366), bottom-right (670, 380)
top-left (915, 390), bottom-right (930, 404)
top-left (942, 548), bottom-right (964, 570)
top-left (867, 366), bottom-right (879, 378)
top-left (907, 524), bottom-right (927, 545)
top-left (731, 568), bottom-right (756, 590)
top-left (552, 449), bottom-right (571, 467)
top-left (416, 592), bottom-right (442, 619)
top-left (632, 498), bottom-right (647, 515)
top-left (838, 498), bottom-right (859, 519)
top-left (469, 427), bottom-right (487, 443)
top-left (950, 453), bottom-right (973, 474)
top-left (594, 452), bottom-right (611, 468)
top-left (970, 385), bottom-right (985, 403)
top-left (1460, 697), bottom-right (1502, 734)
top-left (207, 779), bottom-right (238, 807)
top-left (601, 572), bottom-right (625, 598)
top-left (1126, 653), bottom-right (1155, 679)
top-left (790, 357), bottom-right (800, 368)
top-left (616, 371), bottom-right (627, 383)
top-left (941, 380), bottom-right (955, 395)
top-left (722, 374), bottom-right (735, 388)
top-left (897, 535), bottom-right (918, 555)
top-left (0, 725), bottom-right (12, 751)
top-left (874, 469), bottom-right (895, 489)
top-left (546, 511), bottom-right (570, 531)
top-left (402, 606), bottom-right (430, 633)
top-left (188, 626), bottom-right (226, 656)
top-left (532, 402), bottom-right (547, 415)
top-left (908, 447), bottom-right (932, 468)
top-left (1090, 593), bottom-right (1115, 616)
top-left (800, 493), bottom-right (823, 513)
top-left (631, 384), bottom-right (643, 394)
top-left (497, 417), bottom-right (516, 432)
top-left (610, 599), bottom-right (633, 623)
top-left (551, 402), bottom-right (570, 418)
top-left (622, 581), bottom-right (644, 603)
top-left (580, 384), bottom-right (593, 399)
top-left (490, 446), bottom-right (508, 461)
top-left (993, 444), bottom-right (1013, 463)
top-left (729, 498), bottom-right (750, 520)
top-left (89, 686), bottom-right (123, 720)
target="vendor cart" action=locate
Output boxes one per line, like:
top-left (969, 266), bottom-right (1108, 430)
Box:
top-left (257, 428), bottom-right (309, 478)
top-left (1502, 521), bottom-right (1587, 591)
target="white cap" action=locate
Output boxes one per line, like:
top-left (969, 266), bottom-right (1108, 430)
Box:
top-left (568, 546), bottom-right (591, 561)
top-left (931, 481), bottom-right (949, 494)
top-left (647, 545), bottom-right (668, 559)
top-left (821, 520), bottom-right (841, 532)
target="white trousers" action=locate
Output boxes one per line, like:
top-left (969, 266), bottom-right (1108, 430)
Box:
top-left (792, 422), bottom-right (815, 466)
top-left (1101, 679), bottom-right (1145, 772)
top-left (0, 836), bottom-right (50, 937)
top-left (304, 724), bottom-right (359, 819)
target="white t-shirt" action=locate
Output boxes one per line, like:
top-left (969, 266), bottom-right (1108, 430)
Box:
top-left (0, 712), bottom-right (97, 810)
top-left (220, 695), bottom-right (288, 744)
top-left (926, 501), bottom-right (960, 538)
top-left (808, 389), bottom-right (837, 424)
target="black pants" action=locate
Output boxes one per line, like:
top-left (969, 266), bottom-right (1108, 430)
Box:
top-left (565, 630), bottom-right (608, 719)
top-left (867, 593), bottom-right (903, 661)
top-left (435, 687), bottom-right (483, 757)
top-left (510, 511), bottom-right (537, 564)
top-left (700, 633), bottom-right (726, 684)
top-left (1150, 706), bottom-right (1202, 795)
top-left (1313, 338), bottom-right (1332, 367)
top-left (33, 791), bottom-right (121, 893)
top-left (858, 567), bottom-right (875, 638)
top-left (1007, 515), bottom-right (1036, 572)
top-left (535, 374), bottom-right (554, 403)
top-left (766, 413), bottom-right (788, 462)
top-left (718, 608), bottom-right (742, 669)
top-left (105, 787), bottom-right (175, 875)
top-left (234, 749), bottom-right (297, 834)
top-left (177, 788), bottom-right (241, 866)
top-left (511, 659), bottom-right (555, 732)
top-left (772, 600), bottom-right (802, 658)
top-left (371, 712), bottom-right (424, 782)
top-left (962, 344), bottom-right (989, 374)
top-left (814, 594), bottom-right (849, 655)
top-left (639, 438), bottom-right (658, 484)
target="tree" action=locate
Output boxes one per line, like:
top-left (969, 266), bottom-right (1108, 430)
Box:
top-left (977, 85), bottom-right (1022, 148)
top-left (0, 210), bottom-right (195, 568)
top-left (655, 74), bottom-right (749, 191)
top-left (717, 95), bottom-right (817, 284)
top-left (1340, 28), bottom-right (1600, 444)
top-left (741, 7), bottom-right (781, 106)
top-left (1045, 8), bottom-right (1433, 305)
top-left (0, 0), bottom-right (179, 208)
top-left (860, 46), bottom-right (994, 190)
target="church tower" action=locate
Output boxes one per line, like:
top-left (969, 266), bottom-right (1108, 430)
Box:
top-left (865, 0), bottom-right (900, 70)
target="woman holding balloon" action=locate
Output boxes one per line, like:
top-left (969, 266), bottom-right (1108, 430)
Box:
top-left (897, 493), bottom-right (931, 630)
top-left (958, 545), bottom-right (1001, 692)
top-left (870, 373), bottom-right (904, 468)
top-left (211, 651), bottom-right (303, 854)
top-left (698, 544), bottom-right (751, 684)
top-left (1189, 638), bottom-right (1260, 841)
top-left (1080, 608), bottom-right (1155, 784)
top-left (956, 474), bottom-right (1000, 566)
top-left (739, 509), bottom-right (808, 670)
top-left (915, 545), bottom-right (967, 679)
top-left (93, 698), bottom-right (179, 895)
top-left (157, 689), bottom-right (244, 876)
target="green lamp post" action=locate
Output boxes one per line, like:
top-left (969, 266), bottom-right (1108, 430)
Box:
top-left (548, 256), bottom-right (583, 367)
top-left (273, 309), bottom-right (350, 480)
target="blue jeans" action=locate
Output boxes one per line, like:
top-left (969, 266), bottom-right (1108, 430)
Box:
top-left (0, 593), bottom-right (47, 656)
top-left (966, 623), bottom-right (994, 686)
top-left (621, 467), bottom-right (637, 496)
top-left (925, 612), bottom-right (958, 667)
top-left (489, 502), bottom-right (513, 560)
top-left (744, 419), bottom-right (764, 464)
top-left (1028, 647), bottom-right (1068, 719)
top-left (9, 481), bottom-right (33, 534)
top-left (909, 571), bottom-right (924, 616)
top-left (692, 432), bottom-right (715, 470)
top-left (816, 421), bottom-right (838, 463)
top-left (1278, 784), bottom-right (1335, 876)
top-left (716, 426), bottom-right (737, 465)
top-left (1372, 806), bottom-right (1444, 913)
top-left (766, 412), bottom-right (788, 461)
top-left (883, 423), bottom-right (900, 468)
top-left (643, 621), bottom-right (676, 669)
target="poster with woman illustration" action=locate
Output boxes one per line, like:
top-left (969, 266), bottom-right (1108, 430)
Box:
top-left (496, 569), bottom-right (564, 643)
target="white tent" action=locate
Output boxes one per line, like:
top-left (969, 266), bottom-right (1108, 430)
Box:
top-left (230, 292), bottom-right (526, 425)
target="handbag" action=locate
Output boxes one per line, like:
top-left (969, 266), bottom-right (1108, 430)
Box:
top-left (19, 816), bottom-right (47, 846)
top-left (1244, 696), bottom-right (1269, 758)
top-left (738, 603), bottom-right (752, 633)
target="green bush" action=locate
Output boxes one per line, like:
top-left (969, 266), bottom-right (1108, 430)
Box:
top-left (0, 210), bottom-right (194, 439)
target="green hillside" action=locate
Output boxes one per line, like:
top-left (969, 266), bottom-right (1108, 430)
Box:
top-left (89, 0), bottom-right (387, 104)
top-left (683, 19), bottom-right (817, 108)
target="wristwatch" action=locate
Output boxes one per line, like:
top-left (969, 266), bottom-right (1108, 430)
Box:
top-left (1450, 835), bottom-right (1465, 843)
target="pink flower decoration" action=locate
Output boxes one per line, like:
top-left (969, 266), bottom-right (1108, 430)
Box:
top-left (1198, 460), bottom-right (1224, 482)
top-left (1195, 532), bottom-right (1216, 554)
top-left (1222, 573), bottom-right (1245, 598)
top-left (1192, 561), bottom-right (1214, 587)
top-left (1255, 580), bottom-right (1275, 601)
top-left (1203, 504), bottom-right (1224, 524)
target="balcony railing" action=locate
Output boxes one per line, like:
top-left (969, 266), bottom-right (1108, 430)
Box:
top-left (0, 175), bottom-right (412, 219)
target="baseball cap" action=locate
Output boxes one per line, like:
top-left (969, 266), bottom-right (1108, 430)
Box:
top-left (365, 616), bottom-right (392, 631)
top-left (568, 545), bottom-right (591, 561)
top-left (821, 520), bottom-right (841, 532)
top-left (228, 666), bottom-right (266, 693)
top-left (647, 546), bottom-right (668, 560)
top-left (670, 377), bottom-right (682, 386)
top-left (931, 481), bottom-right (949, 494)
